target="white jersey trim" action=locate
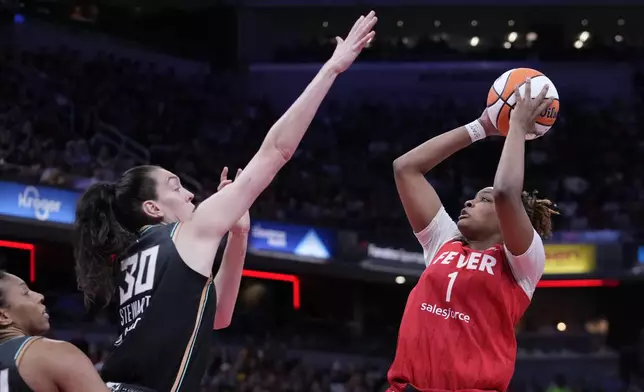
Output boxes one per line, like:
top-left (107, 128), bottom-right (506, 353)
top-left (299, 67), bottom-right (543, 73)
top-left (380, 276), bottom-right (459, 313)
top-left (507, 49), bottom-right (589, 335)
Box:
top-left (503, 230), bottom-right (546, 299)
top-left (414, 207), bottom-right (545, 299)
top-left (414, 207), bottom-right (460, 267)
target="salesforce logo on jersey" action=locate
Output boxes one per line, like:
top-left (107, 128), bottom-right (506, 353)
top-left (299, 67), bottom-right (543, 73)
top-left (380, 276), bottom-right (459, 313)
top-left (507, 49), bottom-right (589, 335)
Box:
top-left (249, 220), bottom-right (334, 263)
top-left (0, 181), bottom-right (80, 224)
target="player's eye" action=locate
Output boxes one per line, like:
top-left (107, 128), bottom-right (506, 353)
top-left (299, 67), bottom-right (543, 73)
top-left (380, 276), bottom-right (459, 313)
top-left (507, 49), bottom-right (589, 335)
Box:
top-left (481, 197), bottom-right (491, 203)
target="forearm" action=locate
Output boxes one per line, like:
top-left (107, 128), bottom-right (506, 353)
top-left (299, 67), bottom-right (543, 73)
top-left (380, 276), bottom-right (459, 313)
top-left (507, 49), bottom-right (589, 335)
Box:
top-left (213, 230), bottom-right (249, 330)
top-left (493, 122), bottom-right (526, 195)
top-left (393, 126), bottom-right (472, 174)
top-left (262, 63), bottom-right (338, 160)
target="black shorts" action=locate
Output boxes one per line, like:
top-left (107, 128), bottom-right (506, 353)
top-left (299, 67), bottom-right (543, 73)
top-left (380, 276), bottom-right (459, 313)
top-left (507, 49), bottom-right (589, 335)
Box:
top-left (106, 382), bottom-right (157, 392)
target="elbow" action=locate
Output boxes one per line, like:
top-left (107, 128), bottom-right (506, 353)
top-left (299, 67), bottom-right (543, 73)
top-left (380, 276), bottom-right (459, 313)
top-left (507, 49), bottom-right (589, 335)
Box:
top-left (258, 144), bottom-right (290, 171)
top-left (214, 311), bottom-right (232, 330)
top-left (214, 319), bottom-right (231, 330)
top-left (265, 143), bottom-right (292, 165)
top-left (393, 156), bottom-right (413, 175)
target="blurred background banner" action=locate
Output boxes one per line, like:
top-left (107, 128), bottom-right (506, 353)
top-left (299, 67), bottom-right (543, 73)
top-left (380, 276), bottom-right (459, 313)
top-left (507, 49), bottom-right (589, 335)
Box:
top-left (249, 220), bottom-right (335, 263)
top-left (0, 181), bottom-right (79, 224)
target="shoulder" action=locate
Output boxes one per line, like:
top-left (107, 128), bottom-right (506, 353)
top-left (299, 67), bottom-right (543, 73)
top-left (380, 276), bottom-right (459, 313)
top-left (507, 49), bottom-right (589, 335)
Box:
top-left (20, 338), bottom-right (107, 391)
top-left (139, 223), bottom-right (180, 240)
top-left (22, 338), bottom-right (86, 364)
top-left (20, 338), bottom-right (96, 374)
top-left (502, 229), bottom-right (546, 299)
top-left (414, 207), bottom-right (461, 266)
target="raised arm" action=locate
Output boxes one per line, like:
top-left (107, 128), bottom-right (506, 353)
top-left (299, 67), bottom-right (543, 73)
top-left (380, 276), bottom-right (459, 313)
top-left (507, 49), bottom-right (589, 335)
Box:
top-left (493, 78), bottom-right (552, 255)
top-left (393, 126), bottom-right (473, 233)
top-left (177, 12), bottom-right (377, 277)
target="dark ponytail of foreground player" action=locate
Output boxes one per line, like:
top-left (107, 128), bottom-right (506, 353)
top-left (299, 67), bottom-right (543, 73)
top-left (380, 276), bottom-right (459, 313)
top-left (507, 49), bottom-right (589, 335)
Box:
top-left (73, 165), bottom-right (160, 306)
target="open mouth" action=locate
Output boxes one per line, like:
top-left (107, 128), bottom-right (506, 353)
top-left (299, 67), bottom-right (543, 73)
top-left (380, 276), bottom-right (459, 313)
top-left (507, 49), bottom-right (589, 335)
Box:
top-left (458, 209), bottom-right (469, 220)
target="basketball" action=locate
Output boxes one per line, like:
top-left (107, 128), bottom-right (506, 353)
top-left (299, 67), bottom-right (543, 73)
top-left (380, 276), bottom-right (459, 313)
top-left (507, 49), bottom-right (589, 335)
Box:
top-left (486, 68), bottom-right (560, 139)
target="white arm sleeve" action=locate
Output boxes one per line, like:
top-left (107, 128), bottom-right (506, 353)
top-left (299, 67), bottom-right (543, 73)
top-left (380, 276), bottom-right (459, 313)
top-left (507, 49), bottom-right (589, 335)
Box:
top-left (503, 230), bottom-right (546, 299)
top-left (414, 207), bottom-right (461, 267)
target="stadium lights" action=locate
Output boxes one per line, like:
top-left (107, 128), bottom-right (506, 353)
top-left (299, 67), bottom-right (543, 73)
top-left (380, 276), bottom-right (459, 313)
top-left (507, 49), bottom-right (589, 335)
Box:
top-left (322, 21), bottom-right (328, 28)
top-left (537, 279), bottom-right (619, 288)
top-left (395, 276), bottom-right (406, 284)
top-left (526, 32), bottom-right (538, 42)
top-left (508, 20), bottom-right (515, 27)
top-left (470, 36), bottom-right (480, 47)
top-left (396, 20), bottom-right (403, 27)
top-left (508, 32), bottom-right (518, 43)
top-left (579, 31), bottom-right (590, 42)
top-left (434, 20), bottom-right (441, 27)
top-left (615, 35), bottom-right (623, 43)
top-left (242, 270), bottom-right (300, 310)
top-left (574, 40), bottom-right (584, 49)
top-left (0, 240), bottom-right (35, 282)
top-left (471, 20), bottom-right (478, 27)
top-left (503, 42), bottom-right (511, 49)
top-left (556, 322), bottom-right (567, 332)
top-left (618, 18), bottom-right (625, 26)
top-left (0, 240), bottom-right (302, 309)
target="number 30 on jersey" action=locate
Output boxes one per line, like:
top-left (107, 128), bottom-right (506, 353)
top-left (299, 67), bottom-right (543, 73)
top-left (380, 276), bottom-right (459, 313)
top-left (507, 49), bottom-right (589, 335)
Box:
top-left (120, 246), bottom-right (159, 305)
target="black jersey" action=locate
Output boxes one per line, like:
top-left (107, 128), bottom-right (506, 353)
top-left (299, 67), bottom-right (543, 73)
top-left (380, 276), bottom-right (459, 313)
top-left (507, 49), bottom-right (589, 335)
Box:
top-left (0, 336), bottom-right (39, 392)
top-left (101, 223), bottom-right (216, 392)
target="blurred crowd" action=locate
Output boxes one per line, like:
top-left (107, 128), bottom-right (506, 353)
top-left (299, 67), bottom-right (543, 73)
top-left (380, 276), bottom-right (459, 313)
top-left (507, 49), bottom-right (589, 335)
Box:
top-left (74, 334), bottom-right (616, 392)
top-left (1, 45), bottom-right (643, 244)
top-left (0, 41), bottom-right (635, 391)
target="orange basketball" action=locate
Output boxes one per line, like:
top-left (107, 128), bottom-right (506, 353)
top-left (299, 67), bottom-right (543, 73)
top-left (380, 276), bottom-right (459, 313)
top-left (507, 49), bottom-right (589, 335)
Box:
top-left (486, 68), bottom-right (560, 139)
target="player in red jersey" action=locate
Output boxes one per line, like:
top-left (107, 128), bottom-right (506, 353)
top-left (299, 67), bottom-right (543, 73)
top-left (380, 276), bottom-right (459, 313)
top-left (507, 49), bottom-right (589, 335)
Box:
top-left (388, 79), bottom-right (558, 392)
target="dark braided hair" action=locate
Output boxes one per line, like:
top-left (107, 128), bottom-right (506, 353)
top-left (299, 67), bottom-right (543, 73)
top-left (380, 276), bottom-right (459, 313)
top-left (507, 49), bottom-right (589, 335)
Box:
top-left (521, 190), bottom-right (559, 238)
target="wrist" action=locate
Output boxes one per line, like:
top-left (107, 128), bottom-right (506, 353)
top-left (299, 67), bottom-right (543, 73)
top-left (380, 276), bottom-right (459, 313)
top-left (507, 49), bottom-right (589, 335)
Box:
top-left (465, 120), bottom-right (487, 143)
top-left (321, 62), bottom-right (341, 78)
top-left (508, 120), bottom-right (529, 135)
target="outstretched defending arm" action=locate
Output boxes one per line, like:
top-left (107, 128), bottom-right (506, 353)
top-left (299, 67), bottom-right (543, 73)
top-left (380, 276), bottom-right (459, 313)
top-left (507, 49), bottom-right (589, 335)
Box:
top-left (177, 12), bottom-right (378, 277)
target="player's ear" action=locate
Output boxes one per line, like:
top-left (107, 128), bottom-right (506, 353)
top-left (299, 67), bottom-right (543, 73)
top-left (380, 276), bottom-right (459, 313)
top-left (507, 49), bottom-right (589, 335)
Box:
top-left (0, 308), bottom-right (13, 327)
top-left (141, 200), bottom-right (164, 220)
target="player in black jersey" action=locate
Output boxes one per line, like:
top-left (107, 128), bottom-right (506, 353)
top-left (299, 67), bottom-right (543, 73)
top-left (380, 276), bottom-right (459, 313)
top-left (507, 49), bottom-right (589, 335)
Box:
top-left (0, 270), bottom-right (109, 392)
top-left (72, 12), bottom-right (377, 392)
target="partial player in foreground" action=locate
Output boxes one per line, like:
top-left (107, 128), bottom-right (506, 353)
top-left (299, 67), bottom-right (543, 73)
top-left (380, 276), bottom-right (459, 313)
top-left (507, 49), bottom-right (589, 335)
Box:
top-left (0, 271), bottom-right (105, 392)
top-left (388, 78), bottom-right (558, 391)
top-left (73, 11), bottom-right (377, 392)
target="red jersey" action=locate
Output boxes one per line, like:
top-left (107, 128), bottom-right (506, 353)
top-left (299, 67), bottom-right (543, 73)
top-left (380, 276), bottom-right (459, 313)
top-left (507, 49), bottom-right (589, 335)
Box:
top-left (387, 207), bottom-right (545, 392)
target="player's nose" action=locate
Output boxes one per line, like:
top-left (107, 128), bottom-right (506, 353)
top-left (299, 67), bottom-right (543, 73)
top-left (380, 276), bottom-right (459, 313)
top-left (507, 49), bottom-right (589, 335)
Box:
top-left (464, 200), bottom-right (474, 208)
top-left (34, 291), bottom-right (45, 304)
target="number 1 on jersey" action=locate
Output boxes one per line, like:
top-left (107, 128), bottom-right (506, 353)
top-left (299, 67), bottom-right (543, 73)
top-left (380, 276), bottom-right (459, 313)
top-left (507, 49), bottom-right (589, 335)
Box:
top-left (446, 272), bottom-right (459, 303)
